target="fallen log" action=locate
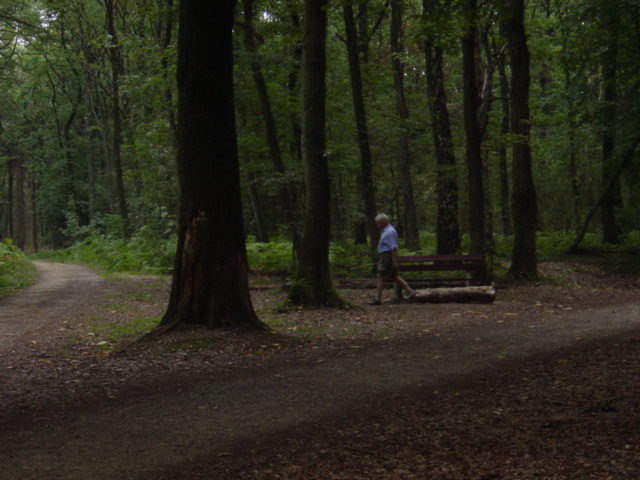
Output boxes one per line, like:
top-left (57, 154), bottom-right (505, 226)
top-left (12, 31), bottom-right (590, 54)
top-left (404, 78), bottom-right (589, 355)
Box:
top-left (413, 286), bottom-right (496, 304)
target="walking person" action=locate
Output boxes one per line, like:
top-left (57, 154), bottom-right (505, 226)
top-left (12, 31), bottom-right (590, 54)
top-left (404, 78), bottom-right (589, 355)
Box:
top-left (369, 213), bottom-right (416, 305)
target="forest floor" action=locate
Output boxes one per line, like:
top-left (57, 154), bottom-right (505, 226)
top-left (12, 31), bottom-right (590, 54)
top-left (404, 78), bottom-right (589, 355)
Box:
top-left (0, 258), bottom-right (639, 479)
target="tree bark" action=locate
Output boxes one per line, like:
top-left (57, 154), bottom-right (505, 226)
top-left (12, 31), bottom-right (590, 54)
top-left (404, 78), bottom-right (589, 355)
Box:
top-left (289, 0), bottom-right (342, 307)
top-left (390, 0), bottom-right (420, 251)
top-left (160, 0), bottom-right (263, 330)
top-left (343, 2), bottom-right (379, 256)
top-left (506, 0), bottom-right (538, 279)
top-left (462, 0), bottom-right (485, 264)
top-left (423, 0), bottom-right (460, 254)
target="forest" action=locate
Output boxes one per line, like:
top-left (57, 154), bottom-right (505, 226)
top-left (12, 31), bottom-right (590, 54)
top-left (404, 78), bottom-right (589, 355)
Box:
top-left (1, 0), bottom-right (639, 290)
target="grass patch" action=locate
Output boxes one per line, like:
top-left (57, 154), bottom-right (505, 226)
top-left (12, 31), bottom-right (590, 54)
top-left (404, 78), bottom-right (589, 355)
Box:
top-left (89, 316), bottom-right (161, 352)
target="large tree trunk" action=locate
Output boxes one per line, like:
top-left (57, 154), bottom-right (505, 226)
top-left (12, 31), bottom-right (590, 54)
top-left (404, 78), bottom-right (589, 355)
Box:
top-left (423, 0), bottom-right (460, 255)
top-left (390, 0), bottom-right (420, 251)
top-left (506, 0), bottom-right (538, 279)
top-left (343, 2), bottom-right (379, 256)
top-left (160, 0), bottom-right (263, 330)
top-left (105, 0), bottom-right (129, 237)
top-left (242, 0), bottom-right (300, 254)
top-left (289, 0), bottom-right (342, 307)
top-left (462, 0), bottom-right (485, 264)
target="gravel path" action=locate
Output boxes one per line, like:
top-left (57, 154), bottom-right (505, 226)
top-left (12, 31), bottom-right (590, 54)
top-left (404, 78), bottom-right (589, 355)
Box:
top-left (1, 262), bottom-right (639, 479)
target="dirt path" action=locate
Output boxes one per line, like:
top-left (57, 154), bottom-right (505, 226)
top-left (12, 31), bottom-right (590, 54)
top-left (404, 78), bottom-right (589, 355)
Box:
top-left (0, 261), bottom-right (104, 353)
top-left (1, 262), bottom-right (639, 479)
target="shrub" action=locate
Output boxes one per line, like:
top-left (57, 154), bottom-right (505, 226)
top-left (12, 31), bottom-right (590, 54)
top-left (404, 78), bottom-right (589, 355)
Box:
top-left (0, 239), bottom-right (36, 296)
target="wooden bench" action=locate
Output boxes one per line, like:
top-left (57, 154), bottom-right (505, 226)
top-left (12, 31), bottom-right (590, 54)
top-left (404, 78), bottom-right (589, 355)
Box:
top-left (394, 254), bottom-right (487, 289)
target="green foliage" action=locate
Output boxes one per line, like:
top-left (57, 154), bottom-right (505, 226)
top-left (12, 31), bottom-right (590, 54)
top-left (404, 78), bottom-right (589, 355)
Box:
top-left (34, 228), bottom-right (176, 275)
top-left (0, 239), bottom-right (36, 296)
top-left (246, 238), bottom-right (294, 275)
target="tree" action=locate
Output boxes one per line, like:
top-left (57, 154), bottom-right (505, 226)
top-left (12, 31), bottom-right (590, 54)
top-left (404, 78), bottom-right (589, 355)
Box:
top-left (289, 0), bottom-right (342, 307)
top-left (505, 0), bottom-right (538, 279)
top-left (462, 0), bottom-right (485, 263)
top-left (342, 1), bottom-right (379, 256)
top-left (159, 0), bottom-right (263, 330)
top-left (390, 0), bottom-right (420, 250)
top-left (599, 3), bottom-right (621, 244)
top-left (241, 0), bottom-right (300, 252)
top-left (422, 0), bottom-right (460, 255)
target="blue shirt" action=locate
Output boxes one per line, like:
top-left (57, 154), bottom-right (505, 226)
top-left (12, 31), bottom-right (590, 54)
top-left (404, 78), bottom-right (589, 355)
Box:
top-left (378, 224), bottom-right (399, 253)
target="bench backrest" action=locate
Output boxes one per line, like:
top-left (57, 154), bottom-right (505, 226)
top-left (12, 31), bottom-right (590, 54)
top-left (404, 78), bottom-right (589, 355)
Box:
top-left (397, 254), bottom-right (485, 272)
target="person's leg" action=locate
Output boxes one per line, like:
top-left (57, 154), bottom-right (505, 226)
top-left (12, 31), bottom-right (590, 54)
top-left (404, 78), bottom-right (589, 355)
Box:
top-left (395, 275), bottom-right (415, 297)
top-left (376, 276), bottom-right (385, 300)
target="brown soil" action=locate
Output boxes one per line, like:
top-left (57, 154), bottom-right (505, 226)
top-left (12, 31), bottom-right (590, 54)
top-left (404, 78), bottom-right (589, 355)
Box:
top-left (0, 259), bottom-right (639, 479)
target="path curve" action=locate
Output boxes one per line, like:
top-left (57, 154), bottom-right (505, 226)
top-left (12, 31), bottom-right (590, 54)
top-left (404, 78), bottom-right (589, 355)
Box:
top-left (0, 264), bottom-right (639, 479)
top-left (0, 261), bottom-right (103, 352)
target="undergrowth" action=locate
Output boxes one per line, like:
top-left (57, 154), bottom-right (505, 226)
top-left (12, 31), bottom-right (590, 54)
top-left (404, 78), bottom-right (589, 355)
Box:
top-left (31, 230), bottom-right (640, 278)
top-left (0, 239), bottom-right (36, 296)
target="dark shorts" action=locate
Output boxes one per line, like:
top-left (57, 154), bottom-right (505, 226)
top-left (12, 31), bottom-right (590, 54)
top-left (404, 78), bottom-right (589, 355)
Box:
top-left (377, 251), bottom-right (398, 281)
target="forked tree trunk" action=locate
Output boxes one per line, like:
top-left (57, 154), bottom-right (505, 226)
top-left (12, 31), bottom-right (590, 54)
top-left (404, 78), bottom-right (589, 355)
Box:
top-left (423, 0), bottom-right (460, 254)
top-left (506, 0), bottom-right (538, 279)
top-left (289, 0), bottom-right (342, 307)
top-left (160, 0), bottom-right (263, 330)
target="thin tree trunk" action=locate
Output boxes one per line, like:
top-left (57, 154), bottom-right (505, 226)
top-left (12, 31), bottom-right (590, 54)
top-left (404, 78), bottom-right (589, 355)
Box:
top-left (343, 2), bottom-right (379, 256)
top-left (15, 162), bottom-right (26, 250)
top-left (30, 174), bottom-right (38, 253)
top-left (160, 0), bottom-right (177, 148)
top-left (242, 0), bottom-right (300, 253)
top-left (390, 0), bottom-right (420, 250)
top-left (497, 52), bottom-right (512, 235)
top-left (506, 0), bottom-right (538, 279)
top-left (7, 159), bottom-right (14, 240)
top-left (423, 0), bottom-right (460, 254)
top-left (159, 0), bottom-right (263, 331)
top-left (105, 0), bottom-right (129, 237)
top-left (246, 171), bottom-right (269, 243)
top-left (462, 0), bottom-right (485, 264)
top-left (289, 0), bottom-right (342, 307)
top-left (600, 12), bottom-right (620, 244)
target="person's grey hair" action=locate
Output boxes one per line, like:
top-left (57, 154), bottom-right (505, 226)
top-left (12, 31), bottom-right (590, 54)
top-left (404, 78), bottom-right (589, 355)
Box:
top-left (375, 213), bottom-right (390, 223)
